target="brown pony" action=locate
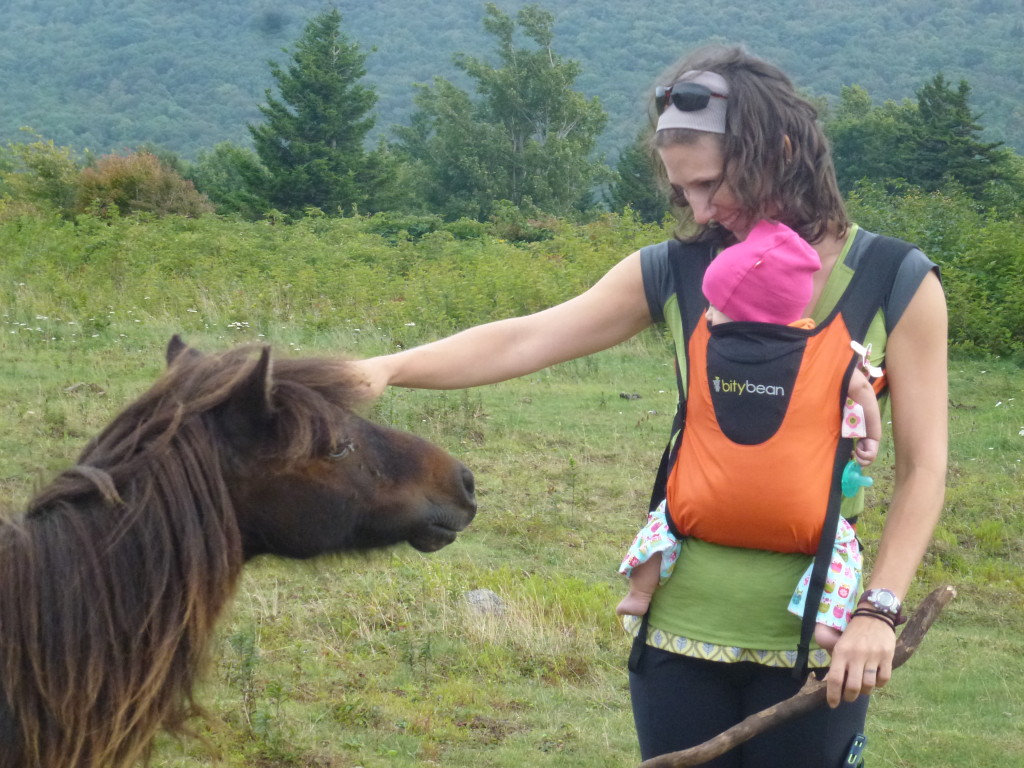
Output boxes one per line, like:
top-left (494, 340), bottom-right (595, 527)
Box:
top-left (0, 336), bottom-right (476, 768)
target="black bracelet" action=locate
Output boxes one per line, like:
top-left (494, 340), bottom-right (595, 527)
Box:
top-left (851, 608), bottom-right (897, 631)
top-left (855, 601), bottom-right (906, 627)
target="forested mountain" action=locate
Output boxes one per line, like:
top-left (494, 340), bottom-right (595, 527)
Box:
top-left (4, 0), bottom-right (1024, 160)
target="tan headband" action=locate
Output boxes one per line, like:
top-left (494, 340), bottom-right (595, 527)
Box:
top-left (656, 70), bottom-right (729, 134)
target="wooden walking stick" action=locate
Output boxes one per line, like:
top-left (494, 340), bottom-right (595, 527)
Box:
top-left (637, 585), bottom-right (957, 768)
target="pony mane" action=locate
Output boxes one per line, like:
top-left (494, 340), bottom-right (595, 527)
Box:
top-left (0, 344), bottom-right (364, 768)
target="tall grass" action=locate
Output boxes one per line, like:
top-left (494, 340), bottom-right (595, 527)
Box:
top-left (1, 211), bottom-right (1021, 766)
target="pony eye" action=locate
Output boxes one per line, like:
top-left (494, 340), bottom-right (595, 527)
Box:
top-left (327, 440), bottom-right (355, 460)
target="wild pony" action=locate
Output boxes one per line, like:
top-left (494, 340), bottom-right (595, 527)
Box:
top-left (0, 336), bottom-right (477, 768)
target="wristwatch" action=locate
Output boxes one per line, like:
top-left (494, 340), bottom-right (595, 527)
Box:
top-left (860, 588), bottom-right (906, 625)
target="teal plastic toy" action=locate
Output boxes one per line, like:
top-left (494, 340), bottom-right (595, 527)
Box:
top-left (841, 460), bottom-right (874, 498)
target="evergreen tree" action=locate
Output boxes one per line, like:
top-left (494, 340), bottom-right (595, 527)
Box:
top-left (607, 128), bottom-right (669, 223)
top-left (397, 3), bottom-right (607, 220)
top-left (827, 75), bottom-right (1012, 201)
top-left (248, 8), bottom-right (376, 215)
top-left (913, 74), bottom-right (1004, 196)
top-left (827, 85), bottom-right (918, 193)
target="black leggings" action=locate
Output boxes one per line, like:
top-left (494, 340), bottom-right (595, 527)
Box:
top-left (629, 645), bottom-right (869, 767)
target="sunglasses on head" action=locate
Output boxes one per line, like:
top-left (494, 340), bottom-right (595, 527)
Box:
top-left (655, 81), bottom-right (728, 114)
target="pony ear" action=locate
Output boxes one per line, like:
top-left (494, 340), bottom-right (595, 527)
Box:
top-left (166, 335), bottom-right (201, 367)
top-left (217, 346), bottom-right (276, 447)
top-left (237, 346), bottom-right (274, 418)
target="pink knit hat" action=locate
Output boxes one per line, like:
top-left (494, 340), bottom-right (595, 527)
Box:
top-left (702, 220), bottom-right (821, 324)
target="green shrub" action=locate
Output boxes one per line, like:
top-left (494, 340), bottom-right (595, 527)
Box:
top-left (360, 211), bottom-right (445, 241)
top-left (2, 194), bottom-right (1020, 359)
top-left (442, 217), bottom-right (489, 240)
top-left (847, 181), bottom-right (1024, 357)
top-left (76, 151), bottom-right (214, 218)
top-left (0, 131), bottom-right (81, 218)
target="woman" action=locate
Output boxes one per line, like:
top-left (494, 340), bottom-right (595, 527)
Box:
top-left (353, 45), bottom-right (947, 766)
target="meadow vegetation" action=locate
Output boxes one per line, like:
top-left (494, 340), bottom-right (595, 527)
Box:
top-left (1, 209), bottom-right (1021, 766)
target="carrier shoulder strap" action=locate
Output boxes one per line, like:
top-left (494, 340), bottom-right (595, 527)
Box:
top-left (828, 233), bottom-right (916, 343)
top-left (794, 233), bottom-right (916, 677)
top-left (646, 239), bottom-right (715, 513)
top-left (631, 238), bottom-right (713, 675)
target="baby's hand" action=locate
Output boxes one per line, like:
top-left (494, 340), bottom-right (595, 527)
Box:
top-left (854, 438), bottom-right (879, 466)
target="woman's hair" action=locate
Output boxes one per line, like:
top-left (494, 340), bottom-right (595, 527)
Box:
top-left (650, 45), bottom-right (848, 245)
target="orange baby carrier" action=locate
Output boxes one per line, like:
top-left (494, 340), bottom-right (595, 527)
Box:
top-left (668, 312), bottom-right (863, 555)
top-left (647, 234), bottom-right (914, 674)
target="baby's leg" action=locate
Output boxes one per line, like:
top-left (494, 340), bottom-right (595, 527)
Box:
top-left (617, 554), bottom-right (663, 616)
top-left (814, 623), bottom-right (843, 652)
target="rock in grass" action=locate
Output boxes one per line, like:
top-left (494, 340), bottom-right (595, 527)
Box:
top-left (464, 588), bottom-right (505, 616)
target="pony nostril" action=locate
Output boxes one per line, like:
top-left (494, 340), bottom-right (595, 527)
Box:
top-left (460, 465), bottom-right (476, 502)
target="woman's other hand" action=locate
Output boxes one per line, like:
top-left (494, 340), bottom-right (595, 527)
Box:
top-left (824, 613), bottom-right (897, 708)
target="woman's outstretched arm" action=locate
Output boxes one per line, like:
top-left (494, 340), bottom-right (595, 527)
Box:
top-left (352, 250), bottom-right (652, 395)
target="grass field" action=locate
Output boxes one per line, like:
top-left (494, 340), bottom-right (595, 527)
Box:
top-left (1, 320), bottom-right (1021, 767)
top-left (1, 207), bottom-right (1021, 766)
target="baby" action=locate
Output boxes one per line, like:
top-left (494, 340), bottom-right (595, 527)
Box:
top-left (616, 219), bottom-right (881, 652)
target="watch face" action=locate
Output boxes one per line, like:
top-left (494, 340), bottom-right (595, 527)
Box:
top-left (869, 590), bottom-right (897, 611)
